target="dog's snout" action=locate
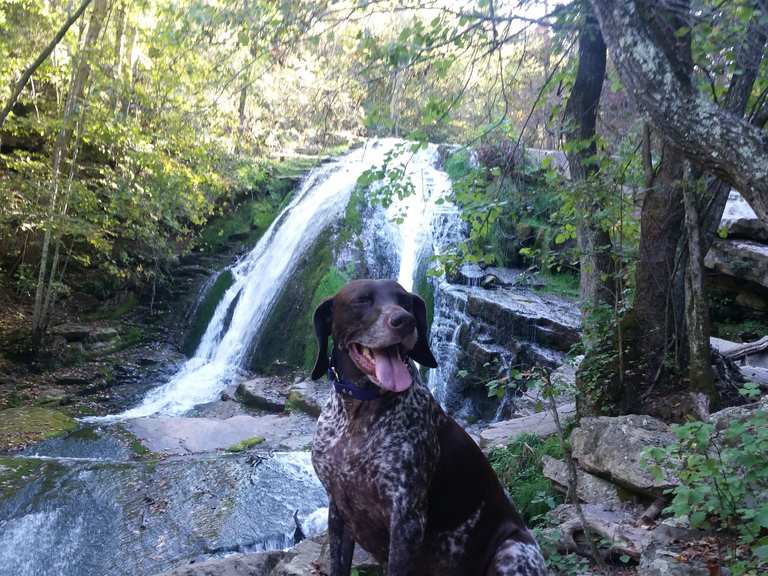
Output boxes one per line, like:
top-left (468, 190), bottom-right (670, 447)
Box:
top-left (388, 308), bottom-right (415, 332)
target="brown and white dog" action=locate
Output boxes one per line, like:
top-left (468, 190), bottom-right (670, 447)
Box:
top-left (311, 279), bottom-right (547, 576)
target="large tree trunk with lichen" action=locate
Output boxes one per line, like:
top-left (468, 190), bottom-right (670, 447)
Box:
top-left (577, 0), bottom-right (718, 417)
top-left (578, 0), bottom-right (766, 417)
top-left (589, 0), bottom-right (768, 222)
top-left (563, 3), bottom-right (615, 323)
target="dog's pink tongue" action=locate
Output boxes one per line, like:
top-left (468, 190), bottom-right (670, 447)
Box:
top-left (373, 347), bottom-right (412, 392)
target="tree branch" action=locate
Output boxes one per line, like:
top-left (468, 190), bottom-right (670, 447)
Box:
top-left (0, 0), bottom-right (94, 130)
top-left (590, 0), bottom-right (768, 222)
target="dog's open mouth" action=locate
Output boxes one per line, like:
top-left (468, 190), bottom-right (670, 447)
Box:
top-left (348, 342), bottom-right (412, 393)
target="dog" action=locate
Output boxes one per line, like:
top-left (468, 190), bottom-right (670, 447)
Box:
top-left (310, 279), bottom-right (547, 576)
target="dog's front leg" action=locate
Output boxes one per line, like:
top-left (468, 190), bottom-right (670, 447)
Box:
top-left (329, 499), bottom-right (355, 576)
top-left (386, 504), bottom-right (426, 576)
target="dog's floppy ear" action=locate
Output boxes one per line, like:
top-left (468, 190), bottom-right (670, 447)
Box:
top-left (409, 293), bottom-right (438, 368)
top-left (311, 297), bottom-right (334, 380)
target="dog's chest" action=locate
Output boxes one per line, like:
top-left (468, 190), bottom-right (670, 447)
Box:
top-left (312, 386), bottom-right (440, 520)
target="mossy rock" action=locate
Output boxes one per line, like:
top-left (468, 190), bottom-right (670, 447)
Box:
top-left (0, 407), bottom-right (78, 452)
top-left (183, 269), bottom-right (235, 355)
top-left (0, 456), bottom-right (58, 499)
top-left (225, 436), bottom-right (265, 452)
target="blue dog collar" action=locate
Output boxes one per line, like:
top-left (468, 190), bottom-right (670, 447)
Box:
top-left (327, 367), bottom-right (382, 401)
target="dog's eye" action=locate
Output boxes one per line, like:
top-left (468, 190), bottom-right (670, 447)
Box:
top-left (353, 295), bottom-right (372, 305)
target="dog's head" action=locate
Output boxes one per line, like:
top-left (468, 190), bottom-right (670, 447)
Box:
top-left (311, 279), bottom-right (437, 392)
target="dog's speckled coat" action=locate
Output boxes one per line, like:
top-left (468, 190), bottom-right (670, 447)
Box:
top-left (310, 280), bottom-right (546, 576)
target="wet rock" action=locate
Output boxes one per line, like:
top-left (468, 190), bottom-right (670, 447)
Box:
top-left (124, 413), bottom-right (316, 455)
top-left (541, 455), bottom-right (622, 507)
top-left (1, 451), bottom-right (326, 576)
top-left (570, 415), bottom-right (677, 496)
top-left (464, 287), bottom-right (580, 353)
top-left (236, 377), bottom-right (291, 412)
top-left (479, 403), bottom-right (576, 449)
top-left (705, 239), bottom-right (768, 289)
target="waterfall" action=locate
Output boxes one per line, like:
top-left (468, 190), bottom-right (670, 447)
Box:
top-left (93, 141), bottom-right (400, 419)
top-left (90, 140), bottom-right (458, 421)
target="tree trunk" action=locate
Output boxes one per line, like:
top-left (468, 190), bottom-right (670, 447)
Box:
top-left (682, 176), bottom-right (715, 395)
top-left (563, 2), bottom-right (614, 322)
top-left (589, 0), bottom-right (768, 222)
top-left (237, 84), bottom-right (248, 152)
top-left (31, 0), bottom-right (109, 341)
top-left (0, 0), bottom-right (94, 130)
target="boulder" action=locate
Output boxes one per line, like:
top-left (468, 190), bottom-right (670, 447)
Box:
top-left (541, 455), bottom-right (622, 507)
top-left (705, 239), bottom-right (768, 289)
top-left (157, 551), bottom-right (284, 576)
top-left (479, 403), bottom-right (576, 449)
top-left (236, 377), bottom-right (291, 412)
top-left (708, 395), bottom-right (768, 431)
top-left (286, 379), bottom-right (330, 417)
top-left (271, 533), bottom-right (378, 576)
top-left (156, 534), bottom-right (379, 576)
top-left (570, 415), bottom-right (677, 496)
top-left (719, 190), bottom-right (768, 242)
top-left (638, 544), bottom-right (711, 576)
top-left (740, 365), bottom-right (768, 390)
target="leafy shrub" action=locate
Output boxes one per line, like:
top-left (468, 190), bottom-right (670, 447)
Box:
top-left (489, 433), bottom-right (564, 525)
top-left (645, 387), bottom-right (768, 575)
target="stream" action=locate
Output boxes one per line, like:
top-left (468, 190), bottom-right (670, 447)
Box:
top-left (0, 140), bottom-right (579, 576)
top-left (0, 140), bottom-right (466, 576)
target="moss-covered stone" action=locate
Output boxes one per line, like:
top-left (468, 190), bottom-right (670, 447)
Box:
top-left (248, 229), bottom-right (336, 373)
top-left (0, 456), bottom-right (57, 499)
top-left (183, 269), bottom-right (234, 355)
top-left (225, 436), bottom-right (265, 452)
top-left (0, 407), bottom-right (78, 452)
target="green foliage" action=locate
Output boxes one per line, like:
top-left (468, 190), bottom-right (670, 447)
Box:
top-left (645, 391), bottom-right (768, 575)
top-left (535, 272), bottom-right (580, 300)
top-left (443, 148), bottom-right (474, 181)
top-left (489, 433), bottom-right (564, 526)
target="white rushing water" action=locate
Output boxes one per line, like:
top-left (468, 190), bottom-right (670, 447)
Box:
top-left (89, 140), bottom-right (456, 420)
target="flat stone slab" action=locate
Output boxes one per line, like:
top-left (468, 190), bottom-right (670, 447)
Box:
top-left (479, 403), bottom-right (576, 449)
top-left (125, 413), bottom-right (315, 455)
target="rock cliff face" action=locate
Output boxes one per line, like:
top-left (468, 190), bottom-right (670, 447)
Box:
top-left (706, 191), bottom-right (768, 338)
top-left (428, 279), bottom-right (580, 421)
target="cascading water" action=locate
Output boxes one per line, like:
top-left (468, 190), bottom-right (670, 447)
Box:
top-left (95, 141), bottom-right (406, 420)
top-left (91, 140), bottom-right (457, 421)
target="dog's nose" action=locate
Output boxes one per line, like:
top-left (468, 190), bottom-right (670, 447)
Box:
top-left (388, 309), bottom-right (416, 332)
